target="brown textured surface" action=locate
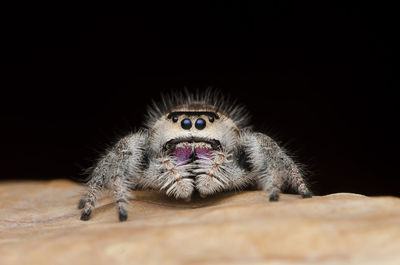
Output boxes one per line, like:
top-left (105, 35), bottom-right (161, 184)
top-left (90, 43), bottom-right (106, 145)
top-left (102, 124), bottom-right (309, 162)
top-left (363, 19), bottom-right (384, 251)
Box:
top-left (0, 180), bottom-right (400, 265)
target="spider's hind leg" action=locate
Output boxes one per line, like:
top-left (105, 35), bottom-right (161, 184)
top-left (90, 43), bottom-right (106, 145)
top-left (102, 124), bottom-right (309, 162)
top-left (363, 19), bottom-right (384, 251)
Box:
top-left (289, 164), bottom-right (312, 198)
top-left (110, 175), bottom-right (131, 221)
top-left (243, 131), bottom-right (312, 201)
top-left (78, 130), bottom-right (148, 221)
top-left (79, 178), bottom-right (103, 221)
top-left (257, 170), bottom-right (284, 202)
top-left (268, 179), bottom-right (281, 202)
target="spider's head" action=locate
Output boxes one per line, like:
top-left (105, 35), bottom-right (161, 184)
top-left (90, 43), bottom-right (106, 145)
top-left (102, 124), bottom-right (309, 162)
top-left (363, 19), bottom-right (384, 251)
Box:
top-left (145, 90), bottom-right (250, 162)
top-left (148, 103), bottom-right (241, 162)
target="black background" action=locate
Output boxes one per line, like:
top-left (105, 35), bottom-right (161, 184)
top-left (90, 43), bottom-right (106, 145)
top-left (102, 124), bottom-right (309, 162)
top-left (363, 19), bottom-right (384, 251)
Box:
top-left (1, 2), bottom-right (398, 196)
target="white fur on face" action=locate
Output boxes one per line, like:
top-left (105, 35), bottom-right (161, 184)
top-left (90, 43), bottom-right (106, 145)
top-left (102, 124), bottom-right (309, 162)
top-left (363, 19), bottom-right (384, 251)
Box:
top-left (149, 112), bottom-right (239, 153)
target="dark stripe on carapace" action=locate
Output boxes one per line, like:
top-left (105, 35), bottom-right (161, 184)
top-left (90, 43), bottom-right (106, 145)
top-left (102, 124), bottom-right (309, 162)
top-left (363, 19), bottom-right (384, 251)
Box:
top-left (167, 111), bottom-right (220, 119)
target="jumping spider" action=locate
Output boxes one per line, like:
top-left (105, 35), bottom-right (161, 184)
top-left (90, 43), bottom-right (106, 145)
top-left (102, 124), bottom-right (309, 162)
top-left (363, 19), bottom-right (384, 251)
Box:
top-left (78, 91), bottom-right (312, 221)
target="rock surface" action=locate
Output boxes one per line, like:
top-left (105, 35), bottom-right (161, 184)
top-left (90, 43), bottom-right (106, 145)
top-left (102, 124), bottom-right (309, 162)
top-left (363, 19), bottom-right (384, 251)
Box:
top-left (0, 180), bottom-right (399, 265)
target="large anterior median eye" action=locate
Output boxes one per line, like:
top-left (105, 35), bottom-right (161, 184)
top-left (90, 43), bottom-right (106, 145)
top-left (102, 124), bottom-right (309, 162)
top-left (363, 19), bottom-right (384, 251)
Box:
top-left (195, 118), bottom-right (206, 130)
top-left (181, 118), bottom-right (192, 130)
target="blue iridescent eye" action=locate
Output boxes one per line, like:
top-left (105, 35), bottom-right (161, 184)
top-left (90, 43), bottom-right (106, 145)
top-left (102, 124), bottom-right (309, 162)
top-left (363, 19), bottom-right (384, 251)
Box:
top-left (181, 118), bottom-right (192, 130)
top-left (195, 118), bottom-right (206, 130)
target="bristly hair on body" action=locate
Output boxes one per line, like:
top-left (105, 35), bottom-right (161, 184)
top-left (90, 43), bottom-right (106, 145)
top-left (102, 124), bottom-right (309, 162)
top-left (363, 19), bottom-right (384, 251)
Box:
top-left (144, 88), bottom-right (251, 129)
top-left (78, 88), bottom-right (313, 222)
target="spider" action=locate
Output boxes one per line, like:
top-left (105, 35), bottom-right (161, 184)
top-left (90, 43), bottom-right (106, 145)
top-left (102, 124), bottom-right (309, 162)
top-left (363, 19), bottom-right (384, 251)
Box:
top-left (78, 90), bottom-right (312, 221)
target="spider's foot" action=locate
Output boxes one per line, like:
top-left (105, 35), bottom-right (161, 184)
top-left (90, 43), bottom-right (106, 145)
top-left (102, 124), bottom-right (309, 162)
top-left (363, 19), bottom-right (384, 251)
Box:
top-left (269, 192), bottom-right (280, 202)
top-left (118, 208), bottom-right (128, 222)
top-left (301, 192), bottom-right (312, 199)
top-left (80, 209), bottom-right (92, 221)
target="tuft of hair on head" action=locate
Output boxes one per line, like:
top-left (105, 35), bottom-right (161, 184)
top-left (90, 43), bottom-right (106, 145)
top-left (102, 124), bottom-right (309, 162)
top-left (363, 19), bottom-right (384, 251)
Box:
top-left (144, 88), bottom-right (251, 129)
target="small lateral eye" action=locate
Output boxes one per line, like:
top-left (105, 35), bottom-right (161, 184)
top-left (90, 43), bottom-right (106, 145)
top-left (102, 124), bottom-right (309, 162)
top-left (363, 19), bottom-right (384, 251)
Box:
top-left (208, 116), bottom-right (214, 123)
top-left (172, 116), bottom-right (178, 123)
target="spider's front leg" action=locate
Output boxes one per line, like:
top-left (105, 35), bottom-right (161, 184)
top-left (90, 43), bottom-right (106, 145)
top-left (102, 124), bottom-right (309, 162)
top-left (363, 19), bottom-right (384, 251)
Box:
top-left (244, 132), bottom-right (312, 201)
top-left (78, 131), bottom-right (147, 221)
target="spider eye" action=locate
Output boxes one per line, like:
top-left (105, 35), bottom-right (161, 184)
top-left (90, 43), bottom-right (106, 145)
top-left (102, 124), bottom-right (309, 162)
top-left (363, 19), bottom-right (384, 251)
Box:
top-left (181, 118), bottom-right (192, 130)
top-left (172, 116), bottom-right (178, 123)
top-left (195, 118), bottom-right (206, 130)
top-left (208, 115), bottom-right (214, 123)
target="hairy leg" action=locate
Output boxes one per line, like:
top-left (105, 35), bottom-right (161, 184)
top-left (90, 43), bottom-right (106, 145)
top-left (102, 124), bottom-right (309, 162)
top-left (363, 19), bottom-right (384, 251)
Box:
top-left (110, 175), bottom-right (131, 221)
top-left (79, 178), bottom-right (103, 220)
top-left (79, 174), bottom-right (133, 221)
top-left (78, 130), bottom-right (148, 221)
top-left (243, 131), bottom-right (312, 201)
top-left (267, 172), bottom-right (282, 202)
top-left (288, 164), bottom-right (312, 198)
